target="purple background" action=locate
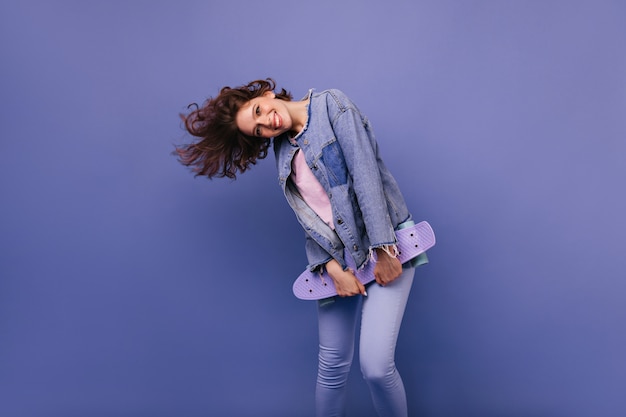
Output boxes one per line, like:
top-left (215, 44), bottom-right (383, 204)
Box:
top-left (1, 1), bottom-right (625, 416)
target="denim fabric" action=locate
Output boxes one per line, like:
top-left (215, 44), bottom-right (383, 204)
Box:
top-left (275, 89), bottom-right (411, 271)
top-left (316, 267), bottom-right (415, 417)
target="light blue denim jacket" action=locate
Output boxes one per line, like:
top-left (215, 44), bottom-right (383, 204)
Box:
top-left (274, 89), bottom-right (412, 272)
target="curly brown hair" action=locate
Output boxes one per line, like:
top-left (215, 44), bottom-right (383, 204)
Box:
top-left (175, 78), bottom-right (292, 179)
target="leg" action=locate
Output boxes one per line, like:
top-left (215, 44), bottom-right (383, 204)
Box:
top-left (316, 295), bottom-right (362, 417)
top-left (359, 267), bottom-right (415, 417)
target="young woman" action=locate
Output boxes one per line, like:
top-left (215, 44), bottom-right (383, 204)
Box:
top-left (176, 78), bottom-right (426, 417)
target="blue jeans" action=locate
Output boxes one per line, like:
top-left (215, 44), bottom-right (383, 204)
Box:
top-left (315, 267), bottom-right (415, 417)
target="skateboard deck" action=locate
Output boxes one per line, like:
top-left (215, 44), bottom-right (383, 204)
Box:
top-left (292, 221), bottom-right (435, 300)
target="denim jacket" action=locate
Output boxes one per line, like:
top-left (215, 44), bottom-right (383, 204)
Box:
top-left (274, 89), bottom-right (411, 272)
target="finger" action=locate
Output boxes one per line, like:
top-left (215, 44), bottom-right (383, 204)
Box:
top-left (357, 280), bottom-right (367, 297)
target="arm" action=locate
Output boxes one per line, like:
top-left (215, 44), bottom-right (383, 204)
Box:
top-left (330, 96), bottom-right (402, 284)
top-left (305, 233), bottom-right (333, 272)
top-left (331, 106), bottom-right (396, 248)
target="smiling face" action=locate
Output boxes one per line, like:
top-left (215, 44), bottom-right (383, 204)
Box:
top-left (235, 91), bottom-right (292, 139)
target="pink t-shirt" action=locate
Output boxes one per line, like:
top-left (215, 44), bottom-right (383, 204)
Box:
top-left (291, 149), bottom-right (335, 229)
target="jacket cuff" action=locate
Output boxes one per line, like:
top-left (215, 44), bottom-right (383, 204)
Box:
top-left (307, 256), bottom-right (334, 273)
top-left (368, 243), bottom-right (399, 263)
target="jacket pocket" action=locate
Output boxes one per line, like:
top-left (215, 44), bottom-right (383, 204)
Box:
top-left (321, 139), bottom-right (348, 187)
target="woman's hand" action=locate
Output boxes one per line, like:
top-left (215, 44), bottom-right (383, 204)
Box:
top-left (374, 248), bottom-right (402, 286)
top-left (325, 259), bottom-right (367, 297)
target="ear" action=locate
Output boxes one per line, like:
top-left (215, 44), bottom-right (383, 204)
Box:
top-left (262, 91), bottom-right (276, 98)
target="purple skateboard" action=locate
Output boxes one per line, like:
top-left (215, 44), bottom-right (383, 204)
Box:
top-left (292, 221), bottom-right (436, 300)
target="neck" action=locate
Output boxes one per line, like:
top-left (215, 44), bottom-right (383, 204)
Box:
top-left (287, 98), bottom-right (310, 136)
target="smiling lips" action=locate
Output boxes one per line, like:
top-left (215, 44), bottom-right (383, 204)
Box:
top-left (273, 111), bottom-right (282, 129)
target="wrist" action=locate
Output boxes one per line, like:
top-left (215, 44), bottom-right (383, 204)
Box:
top-left (375, 246), bottom-right (391, 258)
top-left (374, 244), bottom-right (398, 258)
top-left (325, 259), bottom-right (342, 273)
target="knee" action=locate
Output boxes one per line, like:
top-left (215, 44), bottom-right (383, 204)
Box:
top-left (317, 345), bottom-right (353, 389)
top-left (360, 357), bottom-right (396, 386)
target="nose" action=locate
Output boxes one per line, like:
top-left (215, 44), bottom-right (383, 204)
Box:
top-left (259, 111), bottom-right (272, 129)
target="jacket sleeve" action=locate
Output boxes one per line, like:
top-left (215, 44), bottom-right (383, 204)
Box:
top-left (330, 96), bottom-right (397, 250)
top-left (305, 233), bottom-right (334, 272)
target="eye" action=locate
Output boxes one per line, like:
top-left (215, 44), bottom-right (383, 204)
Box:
top-left (255, 127), bottom-right (261, 137)
top-left (255, 106), bottom-right (261, 116)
